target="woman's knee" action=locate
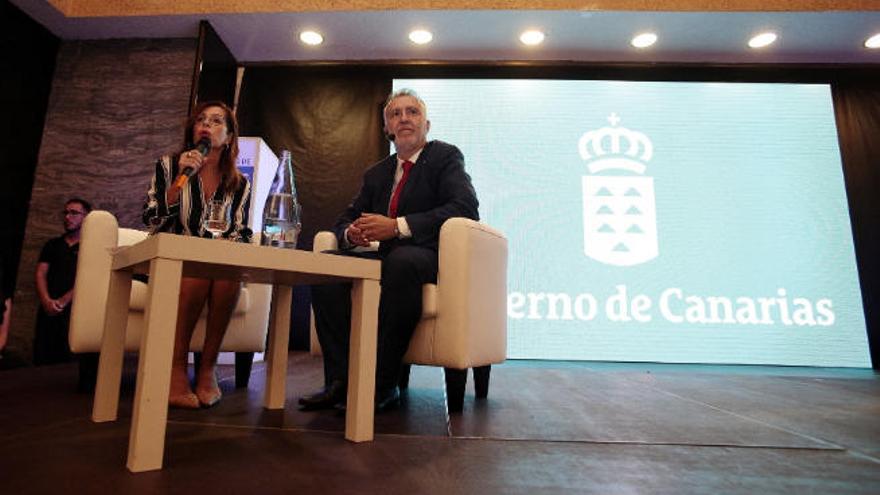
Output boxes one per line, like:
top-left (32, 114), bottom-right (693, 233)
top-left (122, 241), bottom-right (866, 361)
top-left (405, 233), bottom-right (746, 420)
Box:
top-left (179, 277), bottom-right (211, 303)
top-left (206, 280), bottom-right (241, 323)
top-left (177, 278), bottom-right (210, 319)
top-left (210, 279), bottom-right (241, 302)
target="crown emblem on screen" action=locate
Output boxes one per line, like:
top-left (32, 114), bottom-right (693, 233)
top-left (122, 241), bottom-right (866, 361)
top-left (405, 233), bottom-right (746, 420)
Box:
top-left (578, 113), bottom-right (653, 174)
top-left (579, 113), bottom-right (658, 266)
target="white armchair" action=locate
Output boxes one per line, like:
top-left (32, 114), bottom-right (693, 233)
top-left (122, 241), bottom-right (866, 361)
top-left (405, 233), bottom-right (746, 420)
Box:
top-left (312, 217), bottom-right (507, 412)
top-left (69, 211), bottom-right (272, 388)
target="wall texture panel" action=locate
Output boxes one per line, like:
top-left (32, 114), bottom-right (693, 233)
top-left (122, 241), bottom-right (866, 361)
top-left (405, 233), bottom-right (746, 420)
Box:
top-left (9, 38), bottom-right (195, 361)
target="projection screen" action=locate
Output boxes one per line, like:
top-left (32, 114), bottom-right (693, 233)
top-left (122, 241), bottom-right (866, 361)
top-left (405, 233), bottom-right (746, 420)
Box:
top-left (393, 79), bottom-right (870, 367)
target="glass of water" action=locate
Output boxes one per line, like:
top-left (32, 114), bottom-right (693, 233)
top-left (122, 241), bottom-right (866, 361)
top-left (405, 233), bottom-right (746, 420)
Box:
top-left (203, 199), bottom-right (230, 239)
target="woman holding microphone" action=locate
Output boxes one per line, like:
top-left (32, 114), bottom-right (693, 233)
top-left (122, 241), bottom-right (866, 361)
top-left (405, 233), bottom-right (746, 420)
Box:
top-left (143, 101), bottom-right (251, 408)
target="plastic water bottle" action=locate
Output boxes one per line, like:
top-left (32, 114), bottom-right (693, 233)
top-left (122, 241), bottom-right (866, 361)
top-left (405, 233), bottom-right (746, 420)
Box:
top-left (261, 150), bottom-right (302, 249)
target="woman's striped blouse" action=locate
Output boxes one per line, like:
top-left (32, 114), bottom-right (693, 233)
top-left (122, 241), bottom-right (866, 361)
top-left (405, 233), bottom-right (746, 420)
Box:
top-left (143, 155), bottom-right (252, 243)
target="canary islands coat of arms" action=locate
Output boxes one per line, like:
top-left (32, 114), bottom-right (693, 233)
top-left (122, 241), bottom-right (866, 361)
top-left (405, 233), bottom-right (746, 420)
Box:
top-left (579, 113), bottom-right (657, 266)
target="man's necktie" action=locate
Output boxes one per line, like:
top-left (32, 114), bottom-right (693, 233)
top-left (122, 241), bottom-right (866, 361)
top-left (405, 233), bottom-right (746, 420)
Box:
top-left (388, 160), bottom-right (414, 218)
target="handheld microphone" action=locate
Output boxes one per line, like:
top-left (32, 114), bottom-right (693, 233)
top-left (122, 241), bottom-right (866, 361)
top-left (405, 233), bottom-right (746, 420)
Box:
top-left (172, 137), bottom-right (212, 190)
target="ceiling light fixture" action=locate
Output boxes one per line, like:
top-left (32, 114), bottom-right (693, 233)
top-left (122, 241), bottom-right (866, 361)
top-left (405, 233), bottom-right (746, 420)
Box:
top-left (409, 29), bottom-right (433, 45)
top-left (748, 32), bottom-right (777, 49)
top-left (631, 32), bottom-right (658, 49)
top-left (519, 30), bottom-right (545, 46)
top-left (299, 30), bottom-right (324, 46)
top-left (865, 33), bottom-right (880, 49)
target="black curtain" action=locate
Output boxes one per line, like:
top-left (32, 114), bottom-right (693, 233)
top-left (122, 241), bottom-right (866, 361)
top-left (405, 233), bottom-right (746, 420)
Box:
top-left (237, 67), bottom-right (391, 250)
top-left (236, 66), bottom-right (390, 349)
top-left (833, 80), bottom-right (880, 369)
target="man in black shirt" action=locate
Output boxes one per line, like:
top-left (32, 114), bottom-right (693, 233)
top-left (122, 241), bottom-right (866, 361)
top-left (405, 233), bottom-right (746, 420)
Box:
top-left (33, 198), bottom-right (91, 366)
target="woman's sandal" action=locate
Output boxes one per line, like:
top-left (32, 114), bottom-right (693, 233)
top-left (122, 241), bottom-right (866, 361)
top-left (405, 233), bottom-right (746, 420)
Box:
top-left (169, 392), bottom-right (200, 409)
top-left (196, 373), bottom-right (222, 408)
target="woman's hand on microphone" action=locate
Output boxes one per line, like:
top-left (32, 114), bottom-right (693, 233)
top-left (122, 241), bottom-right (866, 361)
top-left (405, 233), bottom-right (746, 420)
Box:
top-left (179, 149), bottom-right (205, 173)
top-left (167, 150), bottom-right (204, 204)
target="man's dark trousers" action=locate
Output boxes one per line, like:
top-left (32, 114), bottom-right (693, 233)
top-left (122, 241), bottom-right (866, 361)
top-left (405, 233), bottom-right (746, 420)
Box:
top-left (311, 244), bottom-right (438, 393)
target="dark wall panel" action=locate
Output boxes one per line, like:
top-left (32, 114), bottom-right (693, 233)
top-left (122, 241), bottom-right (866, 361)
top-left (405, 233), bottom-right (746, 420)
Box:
top-left (833, 80), bottom-right (880, 369)
top-left (191, 20), bottom-right (238, 112)
top-left (0, 0), bottom-right (58, 323)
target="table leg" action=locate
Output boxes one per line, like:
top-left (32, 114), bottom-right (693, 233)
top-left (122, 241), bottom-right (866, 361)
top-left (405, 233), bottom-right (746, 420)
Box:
top-left (92, 269), bottom-right (132, 422)
top-left (345, 278), bottom-right (380, 442)
top-left (126, 258), bottom-right (182, 472)
top-left (264, 284), bottom-right (291, 409)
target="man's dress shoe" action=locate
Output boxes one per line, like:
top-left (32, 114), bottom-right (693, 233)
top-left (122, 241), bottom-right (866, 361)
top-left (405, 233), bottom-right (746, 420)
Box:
top-left (333, 386), bottom-right (400, 413)
top-left (375, 386), bottom-right (401, 412)
top-left (298, 381), bottom-right (346, 411)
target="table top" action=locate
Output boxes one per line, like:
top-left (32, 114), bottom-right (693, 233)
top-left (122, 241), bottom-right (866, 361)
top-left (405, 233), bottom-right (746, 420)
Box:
top-left (111, 233), bottom-right (381, 286)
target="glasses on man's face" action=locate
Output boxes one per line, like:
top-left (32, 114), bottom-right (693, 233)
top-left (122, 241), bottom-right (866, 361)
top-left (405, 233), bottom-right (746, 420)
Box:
top-left (195, 114), bottom-right (226, 128)
top-left (63, 209), bottom-right (84, 217)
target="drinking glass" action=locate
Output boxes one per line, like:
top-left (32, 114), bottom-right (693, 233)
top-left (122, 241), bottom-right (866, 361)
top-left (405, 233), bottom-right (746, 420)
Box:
top-left (203, 199), bottom-right (230, 239)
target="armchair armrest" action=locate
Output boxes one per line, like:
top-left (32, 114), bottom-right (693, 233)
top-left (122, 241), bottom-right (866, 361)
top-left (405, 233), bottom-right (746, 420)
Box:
top-left (435, 218), bottom-right (508, 366)
top-left (69, 211), bottom-right (120, 353)
top-left (313, 231), bottom-right (339, 252)
top-left (312, 231), bottom-right (379, 254)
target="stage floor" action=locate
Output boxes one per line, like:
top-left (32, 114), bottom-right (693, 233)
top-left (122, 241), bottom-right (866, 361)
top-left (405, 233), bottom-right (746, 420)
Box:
top-left (1, 353), bottom-right (878, 494)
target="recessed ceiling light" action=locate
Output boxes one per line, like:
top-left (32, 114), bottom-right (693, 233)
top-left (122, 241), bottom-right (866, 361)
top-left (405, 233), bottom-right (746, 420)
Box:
top-left (865, 33), bottom-right (880, 49)
top-left (409, 29), bottom-right (433, 45)
top-left (299, 30), bottom-right (323, 46)
top-left (520, 30), bottom-right (545, 46)
top-left (631, 32), bottom-right (658, 49)
top-left (748, 32), bottom-right (777, 49)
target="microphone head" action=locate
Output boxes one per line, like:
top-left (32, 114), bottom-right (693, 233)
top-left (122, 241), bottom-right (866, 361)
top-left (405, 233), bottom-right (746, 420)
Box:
top-left (195, 137), bottom-right (212, 156)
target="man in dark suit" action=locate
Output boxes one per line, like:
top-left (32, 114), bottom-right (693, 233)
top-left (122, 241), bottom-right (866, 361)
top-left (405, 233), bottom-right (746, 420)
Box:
top-left (301, 88), bottom-right (479, 411)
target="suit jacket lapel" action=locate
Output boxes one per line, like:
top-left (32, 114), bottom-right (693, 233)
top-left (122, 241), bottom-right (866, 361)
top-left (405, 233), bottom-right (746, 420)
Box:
top-left (396, 141), bottom-right (431, 216)
top-left (377, 154), bottom-right (397, 215)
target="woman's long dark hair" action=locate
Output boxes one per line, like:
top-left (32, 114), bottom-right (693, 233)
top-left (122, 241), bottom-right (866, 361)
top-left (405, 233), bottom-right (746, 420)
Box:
top-left (181, 100), bottom-right (243, 191)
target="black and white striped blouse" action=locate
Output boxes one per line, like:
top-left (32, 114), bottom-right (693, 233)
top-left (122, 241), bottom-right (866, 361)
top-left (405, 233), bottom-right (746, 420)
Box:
top-left (143, 155), bottom-right (252, 243)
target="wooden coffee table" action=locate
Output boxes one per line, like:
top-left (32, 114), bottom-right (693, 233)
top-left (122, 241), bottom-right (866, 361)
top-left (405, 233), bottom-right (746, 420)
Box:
top-left (90, 233), bottom-right (381, 472)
